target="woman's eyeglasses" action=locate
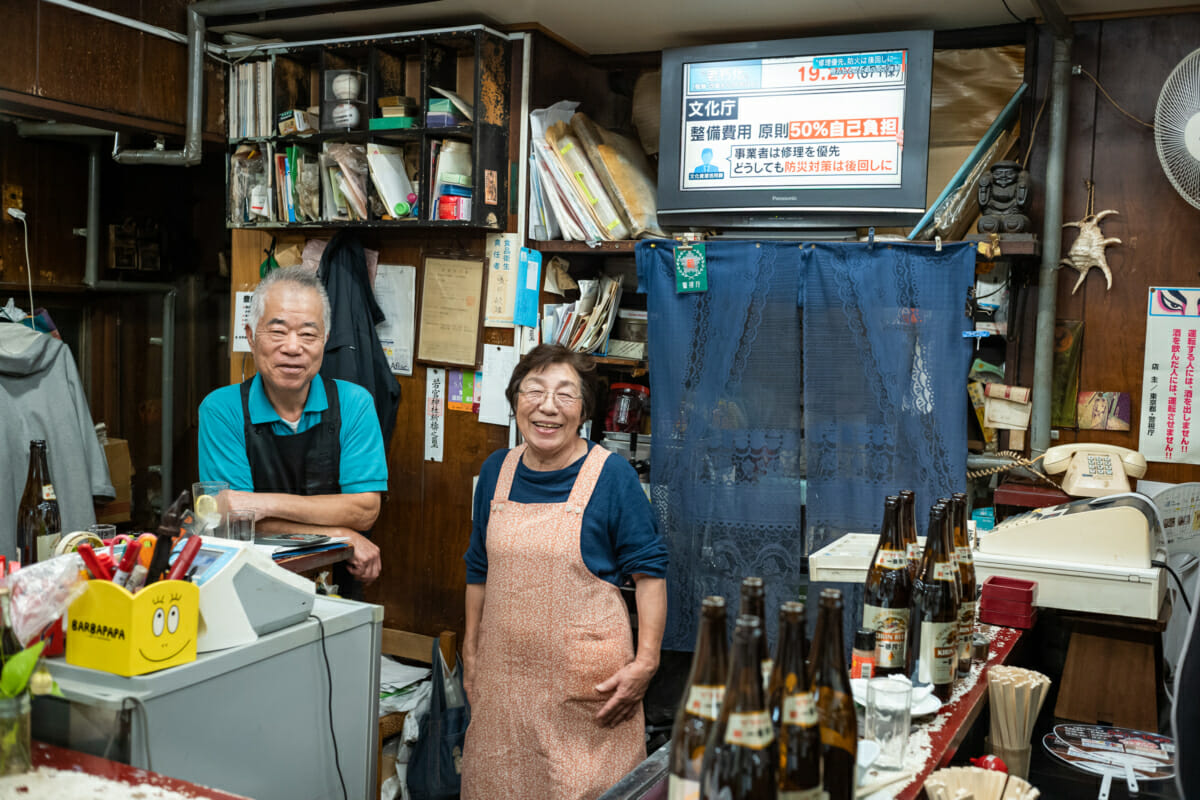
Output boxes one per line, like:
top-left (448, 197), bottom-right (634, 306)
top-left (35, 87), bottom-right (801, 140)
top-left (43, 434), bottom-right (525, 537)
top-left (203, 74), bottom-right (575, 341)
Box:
top-left (518, 389), bottom-right (581, 408)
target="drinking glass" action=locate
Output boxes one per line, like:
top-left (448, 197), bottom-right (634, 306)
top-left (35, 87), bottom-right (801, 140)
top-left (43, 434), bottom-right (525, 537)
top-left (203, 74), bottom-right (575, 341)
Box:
top-left (191, 481), bottom-right (229, 535)
top-left (225, 509), bottom-right (255, 545)
top-left (866, 677), bottom-right (912, 770)
top-left (88, 523), bottom-right (117, 541)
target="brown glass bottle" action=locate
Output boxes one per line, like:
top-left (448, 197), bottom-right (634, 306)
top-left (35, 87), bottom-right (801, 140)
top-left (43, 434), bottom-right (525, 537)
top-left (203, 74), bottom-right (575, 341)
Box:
top-left (906, 502), bottom-right (960, 702)
top-left (0, 587), bottom-right (22, 661)
top-left (771, 602), bottom-right (821, 798)
top-left (16, 441), bottom-right (60, 566)
top-left (810, 589), bottom-right (856, 800)
top-left (700, 615), bottom-right (776, 799)
top-left (669, 596), bottom-right (729, 800)
top-left (739, 577), bottom-right (772, 691)
top-left (951, 493), bottom-right (977, 677)
top-left (862, 495), bottom-right (912, 677)
top-left (898, 489), bottom-right (920, 579)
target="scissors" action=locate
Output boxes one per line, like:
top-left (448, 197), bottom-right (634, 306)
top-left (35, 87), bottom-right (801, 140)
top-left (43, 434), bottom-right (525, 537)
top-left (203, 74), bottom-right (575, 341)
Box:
top-left (104, 533), bottom-right (156, 562)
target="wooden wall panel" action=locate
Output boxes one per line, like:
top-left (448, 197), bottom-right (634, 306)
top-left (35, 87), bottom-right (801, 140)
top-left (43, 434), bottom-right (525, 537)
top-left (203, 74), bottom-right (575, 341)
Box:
top-left (1015, 13), bottom-right (1200, 485)
top-left (0, 1), bottom-right (37, 94)
top-left (38, 1), bottom-right (144, 118)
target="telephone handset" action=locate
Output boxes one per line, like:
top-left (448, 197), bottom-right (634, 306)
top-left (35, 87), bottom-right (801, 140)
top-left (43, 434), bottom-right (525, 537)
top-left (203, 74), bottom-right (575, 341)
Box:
top-left (1043, 444), bottom-right (1147, 498)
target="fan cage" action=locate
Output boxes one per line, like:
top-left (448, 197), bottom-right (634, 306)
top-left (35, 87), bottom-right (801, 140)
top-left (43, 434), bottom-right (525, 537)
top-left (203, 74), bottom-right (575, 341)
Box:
top-left (1155, 47), bottom-right (1200, 211)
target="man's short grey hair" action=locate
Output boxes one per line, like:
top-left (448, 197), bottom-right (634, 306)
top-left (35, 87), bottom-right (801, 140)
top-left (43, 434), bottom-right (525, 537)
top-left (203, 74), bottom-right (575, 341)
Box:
top-left (247, 266), bottom-right (332, 335)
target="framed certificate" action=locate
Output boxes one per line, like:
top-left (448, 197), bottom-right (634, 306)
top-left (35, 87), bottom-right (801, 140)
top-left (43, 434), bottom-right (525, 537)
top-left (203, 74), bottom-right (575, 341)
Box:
top-left (416, 254), bottom-right (487, 368)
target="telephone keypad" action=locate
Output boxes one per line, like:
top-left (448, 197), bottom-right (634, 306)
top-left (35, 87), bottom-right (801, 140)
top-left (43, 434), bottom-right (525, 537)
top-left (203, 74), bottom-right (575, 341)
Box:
top-left (1087, 454), bottom-right (1114, 477)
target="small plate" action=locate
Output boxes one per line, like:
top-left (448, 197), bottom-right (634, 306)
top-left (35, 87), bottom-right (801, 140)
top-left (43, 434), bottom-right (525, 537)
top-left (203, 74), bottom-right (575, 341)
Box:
top-left (851, 677), bottom-right (943, 717)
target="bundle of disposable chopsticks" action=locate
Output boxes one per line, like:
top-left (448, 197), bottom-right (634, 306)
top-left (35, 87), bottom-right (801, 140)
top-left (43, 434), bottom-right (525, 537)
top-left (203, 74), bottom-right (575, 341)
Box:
top-left (987, 666), bottom-right (1051, 754)
top-left (924, 766), bottom-right (1039, 800)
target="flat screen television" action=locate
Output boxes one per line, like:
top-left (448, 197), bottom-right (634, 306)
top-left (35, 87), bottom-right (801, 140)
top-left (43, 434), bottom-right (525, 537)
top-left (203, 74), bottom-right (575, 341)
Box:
top-left (657, 29), bottom-right (934, 233)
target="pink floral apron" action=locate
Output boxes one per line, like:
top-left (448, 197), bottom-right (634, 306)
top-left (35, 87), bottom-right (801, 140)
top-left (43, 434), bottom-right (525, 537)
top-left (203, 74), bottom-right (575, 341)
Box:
top-left (462, 444), bottom-right (645, 800)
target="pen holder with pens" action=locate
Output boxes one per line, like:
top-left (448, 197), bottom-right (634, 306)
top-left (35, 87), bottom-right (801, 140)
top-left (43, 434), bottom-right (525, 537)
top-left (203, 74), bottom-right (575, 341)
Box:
top-left (66, 579), bottom-right (199, 677)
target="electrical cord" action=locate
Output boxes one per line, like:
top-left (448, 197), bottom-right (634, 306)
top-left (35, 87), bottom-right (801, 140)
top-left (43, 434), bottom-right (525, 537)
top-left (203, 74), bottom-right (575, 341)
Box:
top-left (1000, 0), bottom-right (1026, 24)
top-left (1074, 66), bottom-right (1155, 130)
top-left (1153, 559), bottom-right (1193, 615)
top-left (104, 696), bottom-right (152, 771)
top-left (966, 450), bottom-right (1058, 487)
top-left (310, 613), bottom-right (348, 800)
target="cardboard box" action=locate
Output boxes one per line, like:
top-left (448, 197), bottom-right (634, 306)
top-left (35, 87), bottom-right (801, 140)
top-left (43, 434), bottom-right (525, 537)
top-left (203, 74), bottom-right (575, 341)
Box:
top-left (277, 108), bottom-right (319, 136)
top-left (94, 438), bottom-right (132, 524)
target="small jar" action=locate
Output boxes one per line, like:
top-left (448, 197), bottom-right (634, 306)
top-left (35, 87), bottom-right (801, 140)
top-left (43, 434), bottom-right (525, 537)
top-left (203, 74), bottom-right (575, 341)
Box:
top-left (605, 384), bottom-right (649, 433)
top-left (850, 628), bottom-right (877, 679)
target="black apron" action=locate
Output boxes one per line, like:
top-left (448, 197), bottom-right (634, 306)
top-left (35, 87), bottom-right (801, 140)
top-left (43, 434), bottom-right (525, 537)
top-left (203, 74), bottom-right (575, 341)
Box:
top-left (241, 377), bottom-right (362, 599)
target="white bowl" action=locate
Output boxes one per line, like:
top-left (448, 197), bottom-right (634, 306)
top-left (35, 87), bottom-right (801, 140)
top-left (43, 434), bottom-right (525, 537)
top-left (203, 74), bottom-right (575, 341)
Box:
top-left (850, 677), bottom-right (943, 717)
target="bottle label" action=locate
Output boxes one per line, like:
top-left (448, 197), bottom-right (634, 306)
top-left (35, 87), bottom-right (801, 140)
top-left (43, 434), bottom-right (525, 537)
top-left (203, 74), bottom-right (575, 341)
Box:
top-left (41, 484), bottom-right (56, 501)
top-left (779, 790), bottom-right (824, 799)
top-left (685, 684), bottom-right (724, 721)
top-left (959, 600), bottom-right (976, 660)
top-left (667, 775), bottom-right (700, 800)
top-left (956, 546), bottom-right (974, 566)
top-left (782, 691), bottom-right (819, 727)
top-left (724, 710), bottom-right (774, 749)
top-left (850, 652), bottom-right (875, 679)
top-left (918, 620), bottom-right (957, 685)
top-left (933, 562), bottom-right (957, 582)
top-left (873, 549), bottom-right (906, 569)
top-left (906, 542), bottom-right (921, 562)
top-left (863, 604), bottom-right (909, 669)
top-left (817, 690), bottom-right (856, 752)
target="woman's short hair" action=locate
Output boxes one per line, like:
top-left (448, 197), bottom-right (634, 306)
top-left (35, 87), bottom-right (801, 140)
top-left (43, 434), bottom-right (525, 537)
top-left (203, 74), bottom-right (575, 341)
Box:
top-left (505, 344), bottom-right (599, 422)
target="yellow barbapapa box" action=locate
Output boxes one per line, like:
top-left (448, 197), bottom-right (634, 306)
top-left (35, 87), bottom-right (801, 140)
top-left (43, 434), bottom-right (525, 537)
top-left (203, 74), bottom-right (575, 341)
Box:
top-left (66, 579), bottom-right (199, 676)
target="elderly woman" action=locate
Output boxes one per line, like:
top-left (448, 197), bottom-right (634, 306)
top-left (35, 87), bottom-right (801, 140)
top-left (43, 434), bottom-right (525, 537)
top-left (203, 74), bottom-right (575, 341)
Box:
top-left (461, 344), bottom-right (668, 800)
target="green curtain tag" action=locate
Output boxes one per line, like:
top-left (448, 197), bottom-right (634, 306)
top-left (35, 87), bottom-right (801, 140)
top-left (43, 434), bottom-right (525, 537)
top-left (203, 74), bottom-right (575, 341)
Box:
top-left (675, 243), bottom-right (708, 293)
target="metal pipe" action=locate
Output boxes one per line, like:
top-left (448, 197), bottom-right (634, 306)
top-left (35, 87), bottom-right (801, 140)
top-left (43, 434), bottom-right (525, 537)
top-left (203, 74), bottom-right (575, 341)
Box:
top-left (15, 122), bottom-right (115, 138)
top-left (85, 143), bottom-right (102, 286)
top-left (191, 0), bottom-right (372, 15)
top-left (112, 9), bottom-right (205, 166)
top-left (1029, 32), bottom-right (1073, 458)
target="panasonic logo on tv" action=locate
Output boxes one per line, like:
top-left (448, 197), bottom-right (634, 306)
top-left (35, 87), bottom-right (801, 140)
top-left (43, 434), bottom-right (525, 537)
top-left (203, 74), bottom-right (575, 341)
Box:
top-left (771, 195), bottom-right (798, 201)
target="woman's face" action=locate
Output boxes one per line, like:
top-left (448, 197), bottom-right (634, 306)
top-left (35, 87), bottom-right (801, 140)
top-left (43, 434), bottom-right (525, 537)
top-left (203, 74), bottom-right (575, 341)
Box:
top-left (514, 362), bottom-right (585, 461)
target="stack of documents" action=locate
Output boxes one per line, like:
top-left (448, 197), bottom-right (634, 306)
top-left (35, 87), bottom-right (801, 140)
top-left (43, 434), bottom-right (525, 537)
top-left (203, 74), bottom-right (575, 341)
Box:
top-left (529, 101), bottom-right (665, 242)
top-left (543, 274), bottom-right (623, 354)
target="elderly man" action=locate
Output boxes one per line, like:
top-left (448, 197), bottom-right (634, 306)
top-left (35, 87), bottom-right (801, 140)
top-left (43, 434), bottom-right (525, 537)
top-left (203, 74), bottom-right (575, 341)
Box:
top-left (198, 266), bottom-right (385, 595)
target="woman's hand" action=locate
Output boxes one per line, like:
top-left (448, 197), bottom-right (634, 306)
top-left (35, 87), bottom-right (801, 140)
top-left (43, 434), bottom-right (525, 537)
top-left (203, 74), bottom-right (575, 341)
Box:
top-left (594, 657), bottom-right (657, 728)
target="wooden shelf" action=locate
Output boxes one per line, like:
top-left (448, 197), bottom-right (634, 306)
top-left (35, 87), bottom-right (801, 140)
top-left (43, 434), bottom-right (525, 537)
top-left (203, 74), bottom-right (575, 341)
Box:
top-left (531, 240), bottom-right (638, 254)
top-left (963, 233), bottom-right (1040, 258)
top-left (228, 218), bottom-right (499, 231)
top-left (591, 355), bottom-right (646, 369)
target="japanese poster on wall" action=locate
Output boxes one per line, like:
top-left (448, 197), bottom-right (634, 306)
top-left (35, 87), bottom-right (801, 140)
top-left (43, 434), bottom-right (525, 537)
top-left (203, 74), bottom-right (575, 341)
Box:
top-left (1139, 287), bottom-right (1200, 463)
top-left (678, 49), bottom-right (907, 191)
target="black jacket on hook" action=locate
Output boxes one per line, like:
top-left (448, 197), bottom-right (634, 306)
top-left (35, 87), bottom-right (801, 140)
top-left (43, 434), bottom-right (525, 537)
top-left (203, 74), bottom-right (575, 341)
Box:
top-left (317, 231), bottom-right (402, 445)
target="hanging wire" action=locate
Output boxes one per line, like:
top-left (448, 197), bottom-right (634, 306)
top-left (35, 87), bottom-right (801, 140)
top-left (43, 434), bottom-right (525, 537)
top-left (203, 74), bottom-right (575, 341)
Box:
top-left (1075, 66), bottom-right (1156, 130)
top-left (1000, 0), bottom-right (1026, 24)
top-left (1020, 97), bottom-right (1048, 168)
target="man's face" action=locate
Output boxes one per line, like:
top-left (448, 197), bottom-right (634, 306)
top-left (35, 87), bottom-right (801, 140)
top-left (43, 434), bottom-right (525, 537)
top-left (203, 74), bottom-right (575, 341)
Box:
top-left (994, 165), bottom-right (1016, 186)
top-left (248, 283), bottom-right (326, 398)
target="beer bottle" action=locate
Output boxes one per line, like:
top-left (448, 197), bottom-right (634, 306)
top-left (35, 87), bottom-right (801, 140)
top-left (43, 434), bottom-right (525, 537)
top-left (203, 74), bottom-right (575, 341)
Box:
top-left (772, 602), bottom-right (821, 798)
top-left (16, 440), bottom-right (60, 566)
top-left (739, 577), bottom-right (772, 691)
top-left (669, 596), bottom-right (729, 800)
top-left (907, 502), bottom-right (960, 702)
top-left (863, 495), bottom-right (912, 677)
top-left (0, 586), bottom-right (23, 661)
top-left (898, 489), bottom-right (920, 579)
top-left (810, 588), bottom-right (856, 800)
top-left (700, 615), bottom-right (775, 799)
top-left (951, 493), bottom-right (977, 677)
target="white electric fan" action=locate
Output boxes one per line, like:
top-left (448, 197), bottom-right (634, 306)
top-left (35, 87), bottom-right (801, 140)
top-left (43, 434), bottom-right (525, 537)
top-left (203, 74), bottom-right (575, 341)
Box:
top-left (1155, 47), bottom-right (1200, 209)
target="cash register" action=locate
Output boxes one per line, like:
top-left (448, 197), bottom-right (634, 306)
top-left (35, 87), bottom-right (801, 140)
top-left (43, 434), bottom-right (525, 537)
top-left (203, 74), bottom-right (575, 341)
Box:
top-left (173, 536), bottom-right (315, 652)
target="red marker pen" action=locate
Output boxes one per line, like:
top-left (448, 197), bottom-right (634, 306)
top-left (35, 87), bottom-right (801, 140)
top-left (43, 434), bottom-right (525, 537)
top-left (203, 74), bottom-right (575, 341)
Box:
top-left (167, 536), bottom-right (203, 582)
top-left (77, 544), bottom-right (112, 581)
top-left (111, 540), bottom-right (140, 587)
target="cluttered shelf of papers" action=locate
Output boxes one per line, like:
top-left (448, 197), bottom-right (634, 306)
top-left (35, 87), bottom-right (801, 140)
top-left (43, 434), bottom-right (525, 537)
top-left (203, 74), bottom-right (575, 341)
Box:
top-left (229, 136), bottom-right (471, 225)
top-left (530, 101), bottom-right (666, 243)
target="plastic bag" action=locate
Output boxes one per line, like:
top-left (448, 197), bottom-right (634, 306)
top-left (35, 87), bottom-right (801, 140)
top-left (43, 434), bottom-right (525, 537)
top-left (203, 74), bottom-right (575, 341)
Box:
top-left (407, 641), bottom-right (470, 800)
top-left (10, 554), bottom-right (87, 647)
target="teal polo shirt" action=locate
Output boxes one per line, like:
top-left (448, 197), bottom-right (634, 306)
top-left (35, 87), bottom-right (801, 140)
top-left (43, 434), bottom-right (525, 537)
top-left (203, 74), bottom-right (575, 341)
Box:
top-left (198, 375), bottom-right (387, 494)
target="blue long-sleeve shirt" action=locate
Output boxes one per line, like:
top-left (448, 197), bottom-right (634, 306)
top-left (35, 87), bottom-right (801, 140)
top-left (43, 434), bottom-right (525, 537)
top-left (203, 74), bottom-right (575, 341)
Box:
top-left (464, 443), bottom-right (668, 585)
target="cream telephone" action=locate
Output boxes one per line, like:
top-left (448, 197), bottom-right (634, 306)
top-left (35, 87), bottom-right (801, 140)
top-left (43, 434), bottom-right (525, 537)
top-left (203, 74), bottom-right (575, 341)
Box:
top-left (1043, 444), bottom-right (1147, 498)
